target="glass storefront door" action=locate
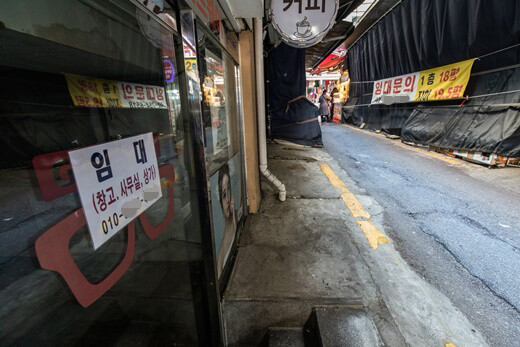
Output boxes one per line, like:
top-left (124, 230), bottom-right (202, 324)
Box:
top-left (195, 23), bottom-right (246, 286)
top-left (0, 0), bottom-right (215, 345)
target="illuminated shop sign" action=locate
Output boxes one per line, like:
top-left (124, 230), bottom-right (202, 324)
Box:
top-left (163, 58), bottom-right (175, 82)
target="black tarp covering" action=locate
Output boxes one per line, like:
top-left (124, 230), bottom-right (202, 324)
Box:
top-left (402, 67), bottom-right (520, 156)
top-left (342, 95), bottom-right (412, 135)
top-left (271, 98), bottom-right (322, 145)
top-left (344, 0), bottom-right (520, 156)
top-left (268, 43), bottom-right (322, 146)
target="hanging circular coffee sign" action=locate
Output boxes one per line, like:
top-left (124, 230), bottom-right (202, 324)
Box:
top-left (269, 0), bottom-right (339, 48)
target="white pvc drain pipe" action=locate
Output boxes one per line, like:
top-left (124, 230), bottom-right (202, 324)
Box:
top-left (254, 17), bottom-right (286, 202)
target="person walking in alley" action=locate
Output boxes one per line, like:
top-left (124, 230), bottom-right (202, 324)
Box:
top-left (319, 90), bottom-right (331, 122)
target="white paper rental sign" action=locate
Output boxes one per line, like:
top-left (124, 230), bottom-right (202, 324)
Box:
top-left (371, 72), bottom-right (419, 105)
top-left (270, 0), bottom-right (339, 48)
top-left (69, 133), bottom-right (162, 249)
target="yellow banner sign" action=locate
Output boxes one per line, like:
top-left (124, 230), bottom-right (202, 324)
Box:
top-left (65, 74), bottom-right (122, 108)
top-left (372, 59), bottom-right (476, 104)
top-left (415, 59), bottom-right (475, 102)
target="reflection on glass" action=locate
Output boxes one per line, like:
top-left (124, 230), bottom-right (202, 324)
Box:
top-left (203, 50), bottom-right (229, 157)
top-left (0, 0), bottom-right (203, 345)
top-left (210, 153), bottom-right (243, 278)
top-left (197, 26), bottom-right (240, 176)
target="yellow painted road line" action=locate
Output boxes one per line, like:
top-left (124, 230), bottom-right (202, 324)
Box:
top-left (340, 192), bottom-right (370, 219)
top-left (445, 343), bottom-right (457, 347)
top-left (341, 124), bottom-right (460, 165)
top-left (319, 163), bottom-right (347, 191)
top-left (357, 220), bottom-right (390, 250)
top-left (320, 163), bottom-right (370, 219)
top-left (320, 162), bottom-right (390, 250)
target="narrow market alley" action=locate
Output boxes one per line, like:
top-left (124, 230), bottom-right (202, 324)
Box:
top-left (2, 0), bottom-right (520, 346)
top-left (224, 130), bottom-right (520, 346)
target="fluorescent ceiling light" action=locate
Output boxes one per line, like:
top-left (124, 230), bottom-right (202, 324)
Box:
top-left (343, 0), bottom-right (378, 26)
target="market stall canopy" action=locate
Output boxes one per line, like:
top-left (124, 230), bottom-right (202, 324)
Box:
top-left (304, 0), bottom-right (362, 68)
top-left (309, 46), bottom-right (346, 74)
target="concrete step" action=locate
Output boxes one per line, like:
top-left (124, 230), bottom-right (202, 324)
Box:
top-left (223, 298), bottom-right (363, 345)
top-left (267, 327), bottom-right (306, 347)
top-left (314, 307), bottom-right (384, 347)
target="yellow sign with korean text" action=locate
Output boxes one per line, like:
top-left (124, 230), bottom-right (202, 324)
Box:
top-left (414, 59), bottom-right (475, 102)
top-left (185, 59), bottom-right (198, 73)
top-left (65, 74), bottom-right (122, 108)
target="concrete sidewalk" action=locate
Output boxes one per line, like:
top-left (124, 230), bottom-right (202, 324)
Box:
top-left (223, 142), bottom-right (488, 346)
top-left (223, 142), bottom-right (401, 346)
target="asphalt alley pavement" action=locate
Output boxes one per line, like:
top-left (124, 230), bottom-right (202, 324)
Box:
top-left (320, 123), bottom-right (520, 347)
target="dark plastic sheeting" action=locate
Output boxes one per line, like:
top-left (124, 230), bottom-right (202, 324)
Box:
top-left (342, 95), bottom-right (413, 135)
top-left (271, 98), bottom-right (322, 146)
top-left (268, 43), bottom-right (323, 146)
top-left (344, 0), bottom-right (520, 156)
top-left (402, 67), bottom-right (520, 157)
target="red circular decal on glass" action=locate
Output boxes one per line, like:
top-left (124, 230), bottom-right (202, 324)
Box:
top-left (163, 59), bottom-right (175, 83)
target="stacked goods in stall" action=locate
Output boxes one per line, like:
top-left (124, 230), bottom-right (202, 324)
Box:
top-left (332, 71), bottom-right (350, 123)
top-left (437, 149), bottom-right (519, 168)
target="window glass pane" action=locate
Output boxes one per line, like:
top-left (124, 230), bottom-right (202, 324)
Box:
top-left (196, 24), bottom-right (246, 280)
top-left (197, 26), bottom-right (240, 176)
top-left (0, 0), bottom-right (204, 344)
top-left (224, 54), bottom-right (241, 157)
